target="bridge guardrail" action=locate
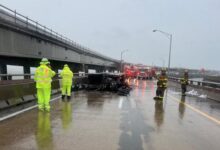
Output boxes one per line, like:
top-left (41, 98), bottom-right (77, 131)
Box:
top-left (0, 73), bottom-right (87, 81)
top-left (168, 77), bottom-right (220, 89)
top-left (169, 76), bottom-right (220, 101)
top-left (0, 79), bottom-right (60, 110)
top-left (0, 73), bottom-right (89, 110)
top-left (0, 72), bottom-right (122, 81)
top-left (0, 72), bottom-right (121, 109)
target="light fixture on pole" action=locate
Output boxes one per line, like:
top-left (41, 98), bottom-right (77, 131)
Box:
top-left (153, 29), bottom-right (172, 74)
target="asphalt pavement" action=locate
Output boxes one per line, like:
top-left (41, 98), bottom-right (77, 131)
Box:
top-left (0, 80), bottom-right (220, 150)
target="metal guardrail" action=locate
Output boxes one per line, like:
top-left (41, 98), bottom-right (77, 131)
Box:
top-left (0, 4), bottom-right (119, 62)
top-left (0, 73), bottom-right (82, 77)
top-left (0, 73), bottom-right (86, 80)
top-left (0, 72), bottom-right (122, 83)
top-left (3, 74), bottom-right (220, 88)
top-left (169, 77), bottom-right (220, 88)
top-left (0, 72), bottom-right (122, 81)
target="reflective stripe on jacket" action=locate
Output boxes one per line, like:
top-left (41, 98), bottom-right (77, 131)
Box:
top-left (158, 76), bottom-right (167, 88)
top-left (157, 80), bottom-right (166, 88)
top-left (34, 64), bottom-right (55, 88)
top-left (180, 78), bottom-right (188, 85)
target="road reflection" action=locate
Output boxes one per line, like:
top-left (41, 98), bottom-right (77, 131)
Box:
top-left (118, 97), bottom-right (154, 150)
top-left (62, 102), bottom-right (72, 130)
top-left (178, 96), bottom-right (186, 120)
top-left (87, 92), bottom-right (104, 110)
top-left (36, 111), bottom-right (53, 150)
top-left (154, 100), bottom-right (164, 129)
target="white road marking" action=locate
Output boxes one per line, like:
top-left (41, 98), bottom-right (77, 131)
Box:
top-left (118, 98), bottom-right (124, 109)
top-left (168, 94), bottom-right (220, 125)
top-left (0, 96), bottom-right (61, 122)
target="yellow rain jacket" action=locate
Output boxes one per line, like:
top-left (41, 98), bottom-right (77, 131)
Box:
top-left (34, 64), bottom-right (56, 88)
top-left (60, 66), bottom-right (73, 86)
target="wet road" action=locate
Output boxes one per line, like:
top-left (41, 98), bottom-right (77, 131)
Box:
top-left (0, 80), bottom-right (220, 150)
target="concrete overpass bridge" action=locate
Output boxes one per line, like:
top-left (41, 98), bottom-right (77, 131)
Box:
top-left (0, 4), bottom-right (120, 78)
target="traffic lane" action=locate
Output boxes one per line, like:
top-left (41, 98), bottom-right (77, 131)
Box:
top-left (119, 80), bottom-right (220, 150)
top-left (51, 91), bottom-right (123, 150)
top-left (0, 81), bottom-right (220, 150)
top-left (0, 91), bottom-right (124, 150)
top-left (168, 84), bottom-right (220, 121)
top-left (0, 108), bottom-right (38, 149)
top-left (151, 91), bottom-right (220, 150)
top-left (118, 87), bottom-right (155, 150)
top-left (0, 81), bottom-right (155, 150)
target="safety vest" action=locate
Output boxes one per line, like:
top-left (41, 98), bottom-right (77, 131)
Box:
top-left (180, 78), bottom-right (188, 85)
top-left (157, 79), bottom-right (166, 88)
top-left (60, 67), bottom-right (73, 85)
top-left (157, 76), bottom-right (167, 88)
top-left (34, 64), bottom-right (55, 88)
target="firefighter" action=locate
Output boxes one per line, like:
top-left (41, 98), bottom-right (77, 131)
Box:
top-left (154, 68), bottom-right (167, 100)
top-left (34, 58), bottom-right (55, 112)
top-left (60, 64), bottom-right (73, 100)
top-left (160, 68), bottom-right (168, 89)
top-left (180, 70), bottom-right (189, 96)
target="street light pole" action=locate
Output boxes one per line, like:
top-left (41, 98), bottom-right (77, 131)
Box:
top-left (168, 34), bottom-right (172, 74)
top-left (82, 48), bottom-right (86, 73)
top-left (120, 50), bottom-right (128, 73)
top-left (153, 29), bottom-right (172, 75)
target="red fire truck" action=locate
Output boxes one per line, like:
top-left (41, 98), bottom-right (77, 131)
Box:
top-left (124, 65), bottom-right (139, 78)
top-left (124, 64), bottom-right (156, 79)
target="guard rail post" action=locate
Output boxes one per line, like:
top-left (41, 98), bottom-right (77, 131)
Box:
top-left (0, 64), bottom-right (7, 80)
top-left (7, 75), bottom-right (12, 80)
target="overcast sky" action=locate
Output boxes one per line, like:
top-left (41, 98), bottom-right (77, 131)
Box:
top-left (1, 0), bottom-right (220, 70)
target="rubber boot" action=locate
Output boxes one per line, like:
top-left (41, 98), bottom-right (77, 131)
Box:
top-left (62, 95), bottom-right (65, 100)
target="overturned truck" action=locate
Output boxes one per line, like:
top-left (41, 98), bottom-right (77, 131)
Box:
top-left (86, 73), bottom-right (131, 96)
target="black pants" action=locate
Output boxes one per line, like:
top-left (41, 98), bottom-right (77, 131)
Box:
top-left (156, 87), bottom-right (165, 97)
top-left (181, 85), bottom-right (187, 95)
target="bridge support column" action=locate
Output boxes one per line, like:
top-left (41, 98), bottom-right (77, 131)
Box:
top-left (101, 66), bottom-right (105, 73)
top-left (82, 64), bottom-right (85, 73)
top-left (0, 64), bottom-right (7, 80)
top-left (84, 65), bottom-right (88, 73)
top-left (24, 65), bottom-right (31, 79)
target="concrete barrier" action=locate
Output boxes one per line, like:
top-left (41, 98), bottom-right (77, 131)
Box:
top-left (168, 80), bottom-right (220, 102)
top-left (0, 76), bottom-right (88, 109)
top-left (0, 79), bottom-right (60, 110)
